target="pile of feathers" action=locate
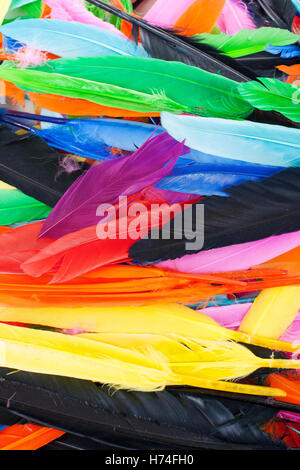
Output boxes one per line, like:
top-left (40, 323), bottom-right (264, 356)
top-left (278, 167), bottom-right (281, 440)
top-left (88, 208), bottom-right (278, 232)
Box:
top-left (0, 0), bottom-right (298, 451)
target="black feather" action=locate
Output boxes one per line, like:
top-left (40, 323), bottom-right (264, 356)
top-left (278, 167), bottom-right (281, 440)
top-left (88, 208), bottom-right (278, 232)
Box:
top-left (129, 167), bottom-right (300, 262)
top-left (86, 0), bottom-right (255, 82)
top-left (0, 368), bottom-right (286, 450)
top-left (254, 0), bottom-right (297, 29)
top-left (0, 125), bottom-right (90, 207)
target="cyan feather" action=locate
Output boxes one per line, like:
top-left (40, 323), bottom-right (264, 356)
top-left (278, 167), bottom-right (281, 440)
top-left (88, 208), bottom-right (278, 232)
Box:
top-left (161, 112), bottom-right (300, 167)
top-left (0, 18), bottom-right (148, 58)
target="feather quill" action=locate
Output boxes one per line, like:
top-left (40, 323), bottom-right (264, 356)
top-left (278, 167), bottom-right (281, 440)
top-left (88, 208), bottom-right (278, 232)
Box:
top-left (0, 19), bottom-right (148, 58)
top-left (161, 112), bottom-right (300, 167)
top-left (130, 167), bottom-right (300, 262)
top-left (39, 133), bottom-right (185, 238)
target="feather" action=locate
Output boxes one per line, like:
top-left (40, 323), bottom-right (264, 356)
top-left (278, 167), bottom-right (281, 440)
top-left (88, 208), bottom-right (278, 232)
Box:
top-left (31, 55), bottom-right (254, 118)
top-left (217, 0), bottom-right (257, 34)
top-left (255, 0), bottom-right (297, 29)
top-left (0, 424), bottom-right (64, 450)
top-left (0, 19), bottom-right (148, 58)
top-left (0, 125), bottom-right (90, 207)
top-left (0, 1), bottom-right (12, 25)
top-left (265, 44), bottom-right (300, 58)
top-left (129, 167), bottom-right (300, 262)
top-left (39, 133), bottom-right (185, 238)
top-left (239, 286), bottom-right (300, 339)
top-left (0, 189), bottom-right (51, 225)
top-left (142, 0), bottom-right (196, 28)
top-left (0, 323), bottom-right (175, 391)
top-left (43, 0), bottom-right (124, 36)
top-left (266, 373), bottom-right (300, 406)
top-left (156, 231), bottom-right (300, 274)
top-left (195, 28), bottom-right (299, 58)
top-left (140, 29), bottom-right (257, 82)
top-left (161, 112), bottom-right (300, 167)
top-left (0, 369), bottom-right (285, 449)
top-left (277, 64), bottom-right (300, 85)
top-left (256, 245), bottom-right (300, 277)
top-left (196, 304), bottom-right (252, 330)
top-left (238, 78), bottom-right (300, 123)
top-left (291, 0), bottom-right (300, 12)
top-left (173, 0), bottom-right (226, 36)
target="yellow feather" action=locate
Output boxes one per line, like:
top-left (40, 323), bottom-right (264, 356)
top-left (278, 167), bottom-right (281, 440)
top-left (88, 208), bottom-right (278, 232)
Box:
top-left (0, 0), bottom-right (12, 24)
top-left (239, 286), bottom-right (300, 339)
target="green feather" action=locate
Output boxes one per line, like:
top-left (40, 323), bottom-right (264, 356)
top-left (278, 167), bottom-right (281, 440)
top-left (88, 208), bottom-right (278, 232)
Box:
top-left (30, 56), bottom-right (253, 119)
top-left (238, 78), bottom-right (300, 123)
top-left (195, 28), bottom-right (299, 58)
top-left (4, 0), bottom-right (42, 23)
top-left (0, 189), bottom-right (51, 225)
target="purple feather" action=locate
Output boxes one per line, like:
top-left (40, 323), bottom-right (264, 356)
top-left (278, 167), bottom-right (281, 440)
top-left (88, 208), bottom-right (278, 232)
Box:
top-left (39, 133), bottom-right (186, 239)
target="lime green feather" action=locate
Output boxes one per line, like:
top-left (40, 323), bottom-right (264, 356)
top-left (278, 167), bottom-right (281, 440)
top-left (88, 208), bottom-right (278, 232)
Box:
top-left (195, 28), bottom-right (299, 58)
top-left (30, 56), bottom-right (253, 119)
top-left (0, 189), bottom-right (51, 225)
top-left (238, 78), bottom-right (300, 123)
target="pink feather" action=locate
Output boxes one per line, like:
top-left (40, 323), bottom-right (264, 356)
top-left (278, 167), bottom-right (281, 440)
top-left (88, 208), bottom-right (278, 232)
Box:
top-left (198, 303), bottom-right (251, 330)
top-left (156, 231), bottom-right (300, 274)
top-left (14, 46), bottom-right (47, 68)
top-left (143, 0), bottom-right (195, 28)
top-left (217, 0), bottom-right (256, 34)
top-left (43, 0), bottom-right (124, 37)
top-left (280, 311), bottom-right (300, 344)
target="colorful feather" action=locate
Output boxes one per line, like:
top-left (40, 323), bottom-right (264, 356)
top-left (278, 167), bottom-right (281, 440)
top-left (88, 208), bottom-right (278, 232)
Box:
top-left (0, 189), bottom-right (51, 225)
top-left (142, 0), bottom-right (196, 28)
top-left (238, 78), bottom-right (300, 123)
top-left (0, 424), bottom-right (64, 450)
top-left (39, 133), bottom-right (185, 238)
top-left (265, 44), bottom-right (300, 58)
top-left (0, 18), bottom-right (148, 58)
top-left (217, 0), bottom-right (257, 34)
top-left (161, 112), bottom-right (300, 167)
top-left (130, 167), bottom-right (300, 262)
top-left (239, 286), bottom-right (300, 339)
top-left (0, 1), bottom-right (12, 25)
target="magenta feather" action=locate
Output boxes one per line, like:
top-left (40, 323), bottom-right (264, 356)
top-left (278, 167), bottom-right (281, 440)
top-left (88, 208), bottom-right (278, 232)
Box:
top-left (198, 303), bottom-right (251, 330)
top-left (39, 133), bottom-right (186, 239)
top-left (217, 0), bottom-right (257, 34)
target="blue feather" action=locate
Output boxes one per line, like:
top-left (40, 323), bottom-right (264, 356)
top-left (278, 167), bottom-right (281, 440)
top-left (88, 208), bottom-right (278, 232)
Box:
top-left (0, 19), bottom-right (148, 58)
top-left (265, 43), bottom-right (300, 58)
top-left (1, 114), bottom-right (282, 196)
top-left (291, 0), bottom-right (300, 12)
top-left (2, 35), bottom-right (24, 53)
top-left (161, 112), bottom-right (300, 167)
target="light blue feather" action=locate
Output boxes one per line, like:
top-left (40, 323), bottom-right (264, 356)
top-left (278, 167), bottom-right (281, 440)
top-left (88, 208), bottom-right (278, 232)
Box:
top-left (161, 112), bottom-right (300, 167)
top-left (0, 19), bottom-right (148, 58)
top-left (265, 43), bottom-right (300, 58)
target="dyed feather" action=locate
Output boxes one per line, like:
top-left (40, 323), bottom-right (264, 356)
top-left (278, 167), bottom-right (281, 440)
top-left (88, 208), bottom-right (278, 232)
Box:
top-left (43, 0), bottom-right (124, 35)
top-left (161, 112), bottom-right (300, 167)
top-left (0, 19), bottom-right (148, 58)
top-left (195, 28), bottom-right (298, 58)
top-left (217, 0), bottom-right (257, 34)
top-left (142, 0), bottom-right (195, 28)
top-left (0, 370), bottom-right (285, 449)
top-left (173, 0), bottom-right (226, 36)
top-left (238, 78), bottom-right (300, 122)
top-left (0, 424), bottom-right (64, 450)
top-left (291, 0), bottom-right (300, 12)
top-left (239, 286), bottom-right (300, 339)
top-left (130, 167), bottom-right (300, 262)
top-left (0, 189), bottom-right (51, 225)
top-left (256, 0), bottom-right (297, 29)
top-left (266, 44), bottom-right (300, 58)
top-left (156, 231), bottom-right (300, 274)
top-left (0, 125), bottom-right (90, 207)
top-left (39, 133), bottom-right (185, 238)
top-left (196, 304), bottom-right (251, 330)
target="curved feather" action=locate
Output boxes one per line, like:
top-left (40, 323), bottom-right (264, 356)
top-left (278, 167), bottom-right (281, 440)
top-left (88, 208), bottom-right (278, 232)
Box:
top-left (0, 189), bottom-right (51, 225)
top-left (143, 0), bottom-right (195, 27)
top-left (195, 28), bottom-right (299, 58)
top-left (161, 112), bottom-right (300, 167)
top-left (130, 167), bottom-right (300, 262)
top-left (238, 78), bottom-right (300, 123)
top-left (217, 0), bottom-right (257, 34)
top-left (0, 19), bottom-right (148, 58)
top-left (156, 231), bottom-right (300, 274)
